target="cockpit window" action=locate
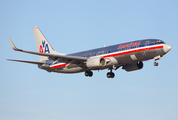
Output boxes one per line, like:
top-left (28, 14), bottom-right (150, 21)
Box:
top-left (155, 41), bottom-right (164, 44)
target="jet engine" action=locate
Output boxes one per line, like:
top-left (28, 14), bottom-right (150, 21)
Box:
top-left (123, 61), bottom-right (143, 72)
top-left (86, 57), bottom-right (106, 69)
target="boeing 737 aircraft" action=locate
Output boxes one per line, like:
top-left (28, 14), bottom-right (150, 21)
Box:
top-left (7, 27), bottom-right (171, 78)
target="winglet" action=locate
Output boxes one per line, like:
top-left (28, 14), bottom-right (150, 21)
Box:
top-left (8, 37), bottom-right (18, 50)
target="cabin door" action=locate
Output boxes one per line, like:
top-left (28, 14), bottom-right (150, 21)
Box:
top-left (143, 41), bottom-right (150, 56)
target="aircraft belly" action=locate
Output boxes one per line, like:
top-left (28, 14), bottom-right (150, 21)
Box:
top-left (54, 66), bottom-right (85, 73)
top-left (114, 49), bottom-right (163, 65)
top-left (40, 64), bottom-right (86, 73)
top-left (114, 51), bottom-right (143, 64)
top-left (115, 54), bottom-right (133, 64)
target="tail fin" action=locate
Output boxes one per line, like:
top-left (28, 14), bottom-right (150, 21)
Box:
top-left (33, 27), bottom-right (65, 61)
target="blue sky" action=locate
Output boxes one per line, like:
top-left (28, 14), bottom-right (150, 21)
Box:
top-left (0, 0), bottom-right (178, 120)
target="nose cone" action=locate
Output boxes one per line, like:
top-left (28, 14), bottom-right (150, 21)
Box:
top-left (163, 44), bottom-right (171, 53)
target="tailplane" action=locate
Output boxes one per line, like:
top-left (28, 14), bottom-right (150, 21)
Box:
top-left (33, 27), bottom-right (65, 61)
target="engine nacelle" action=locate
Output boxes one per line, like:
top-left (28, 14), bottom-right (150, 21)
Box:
top-left (86, 57), bottom-right (106, 69)
top-left (123, 61), bottom-right (143, 72)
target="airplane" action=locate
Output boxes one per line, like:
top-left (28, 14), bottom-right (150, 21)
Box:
top-left (7, 27), bottom-right (171, 78)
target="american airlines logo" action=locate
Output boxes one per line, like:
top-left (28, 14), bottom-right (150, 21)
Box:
top-left (39, 40), bottom-right (50, 53)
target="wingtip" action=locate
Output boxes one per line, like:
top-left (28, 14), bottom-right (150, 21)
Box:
top-left (6, 59), bottom-right (12, 61)
top-left (8, 37), bottom-right (17, 50)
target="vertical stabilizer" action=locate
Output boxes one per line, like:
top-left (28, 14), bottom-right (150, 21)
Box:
top-left (33, 27), bottom-right (65, 61)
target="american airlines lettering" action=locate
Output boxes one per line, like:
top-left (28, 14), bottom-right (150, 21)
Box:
top-left (118, 41), bottom-right (141, 49)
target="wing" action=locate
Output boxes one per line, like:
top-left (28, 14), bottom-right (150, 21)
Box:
top-left (7, 59), bottom-right (45, 65)
top-left (8, 37), bottom-right (87, 64)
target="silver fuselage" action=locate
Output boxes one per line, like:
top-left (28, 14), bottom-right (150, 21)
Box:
top-left (39, 39), bottom-right (171, 73)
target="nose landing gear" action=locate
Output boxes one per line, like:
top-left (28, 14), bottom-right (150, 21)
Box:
top-left (154, 61), bottom-right (159, 66)
top-left (153, 55), bottom-right (164, 66)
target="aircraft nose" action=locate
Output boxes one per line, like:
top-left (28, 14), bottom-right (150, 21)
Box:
top-left (163, 44), bottom-right (171, 53)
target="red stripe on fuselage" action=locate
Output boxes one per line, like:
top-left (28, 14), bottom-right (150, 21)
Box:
top-left (148, 45), bottom-right (163, 50)
top-left (51, 63), bottom-right (74, 69)
top-left (103, 45), bottom-right (163, 58)
top-left (51, 63), bottom-right (67, 69)
top-left (50, 45), bottom-right (163, 69)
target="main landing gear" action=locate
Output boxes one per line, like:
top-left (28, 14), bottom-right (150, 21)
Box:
top-left (107, 68), bottom-right (115, 78)
top-left (85, 66), bottom-right (118, 78)
top-left (85, 71), bottom-right (93, 77)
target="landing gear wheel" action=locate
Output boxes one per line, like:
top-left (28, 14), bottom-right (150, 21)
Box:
top-left (107, 72), bottom-right (115, 78)
top-left (111, 73), bottom-right (115, 78)
top-left (85, 71), bottom-right (93, 77)
top-left (154, 62), bottom-right (158, 66)
top-left (107, 72), bottom-right (111, 78)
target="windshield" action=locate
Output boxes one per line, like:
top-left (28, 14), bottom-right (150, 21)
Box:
top-left (154, 41), bottom-right (165, 44)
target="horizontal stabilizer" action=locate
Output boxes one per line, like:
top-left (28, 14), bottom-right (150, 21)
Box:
top-left (7, 59), bottom-right (45, 65)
